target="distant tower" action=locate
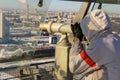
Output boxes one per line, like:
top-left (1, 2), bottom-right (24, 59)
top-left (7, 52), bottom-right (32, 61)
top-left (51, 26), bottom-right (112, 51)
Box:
top-left (26, 0), bottom-right (29, 22)
top-left (58, 11), bottom-right (64, 19)
top-left (0, 12), bottom-right (9, 43)
top-left (19, 0), bottom-right (29, 22)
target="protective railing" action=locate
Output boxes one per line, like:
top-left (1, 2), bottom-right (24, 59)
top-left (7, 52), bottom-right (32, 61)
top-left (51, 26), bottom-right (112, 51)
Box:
top-left (0, 57), bottom-right (55, 80)
top-left (0, 58), bottom-right (85, 80)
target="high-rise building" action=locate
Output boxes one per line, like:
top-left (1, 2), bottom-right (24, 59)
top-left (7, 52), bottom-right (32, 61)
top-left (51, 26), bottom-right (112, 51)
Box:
top-left (0, 12), bottom-right (9, 43)
top-left (58, 11), bottom-right (64, 19)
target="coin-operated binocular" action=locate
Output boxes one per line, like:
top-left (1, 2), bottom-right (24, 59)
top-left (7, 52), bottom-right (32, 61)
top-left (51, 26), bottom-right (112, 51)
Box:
top-left (39, 22), bottom-right (73, 80)
top-left (38, 1), bottom-right (93, 80)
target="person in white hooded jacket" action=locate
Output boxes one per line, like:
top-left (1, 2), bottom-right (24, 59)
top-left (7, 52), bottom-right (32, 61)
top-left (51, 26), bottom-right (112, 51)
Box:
top-left (69, 9), bottom-right (120, 80)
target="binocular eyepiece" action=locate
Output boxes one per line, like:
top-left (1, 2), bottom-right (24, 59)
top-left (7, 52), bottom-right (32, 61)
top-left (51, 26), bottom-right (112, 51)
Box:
top-left (38, 0), bottom-right (43, 7)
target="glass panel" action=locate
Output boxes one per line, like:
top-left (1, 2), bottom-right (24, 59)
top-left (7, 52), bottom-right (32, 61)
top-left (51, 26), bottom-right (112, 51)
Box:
top-left (0, 0), bottom-right (81, 62)
top-left (0, 0), bottom-right (52, 58)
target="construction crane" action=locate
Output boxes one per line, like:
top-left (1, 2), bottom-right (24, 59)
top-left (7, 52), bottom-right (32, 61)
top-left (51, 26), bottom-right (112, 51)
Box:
top-left (19, 0), bottom-right (29, 22)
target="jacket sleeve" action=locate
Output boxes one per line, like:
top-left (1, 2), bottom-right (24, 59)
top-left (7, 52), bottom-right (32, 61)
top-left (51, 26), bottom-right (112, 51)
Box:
top-left (69, 40), bottom-right (98, 74)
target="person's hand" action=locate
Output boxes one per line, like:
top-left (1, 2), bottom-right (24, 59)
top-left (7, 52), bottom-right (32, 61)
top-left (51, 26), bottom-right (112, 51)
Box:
top-left (71, 22), bottom-right (83, 41)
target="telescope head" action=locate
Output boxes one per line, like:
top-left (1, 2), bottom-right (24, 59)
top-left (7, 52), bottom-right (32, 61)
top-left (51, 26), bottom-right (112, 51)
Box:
top-left (39, 22), bottom-right (72, 34)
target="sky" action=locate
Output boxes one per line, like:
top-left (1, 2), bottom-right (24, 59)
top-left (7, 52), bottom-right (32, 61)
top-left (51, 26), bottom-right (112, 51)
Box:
top-left (0, 0), bottom-right (119, 14)
top-left (0, 0), bottom-right (81, 12)
top-left (49, 0), bottom-right (81, 12)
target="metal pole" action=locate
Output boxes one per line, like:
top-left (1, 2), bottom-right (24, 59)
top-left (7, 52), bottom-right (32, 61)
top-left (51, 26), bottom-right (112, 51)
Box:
top-left (74, 2), bottom-right (92, 23)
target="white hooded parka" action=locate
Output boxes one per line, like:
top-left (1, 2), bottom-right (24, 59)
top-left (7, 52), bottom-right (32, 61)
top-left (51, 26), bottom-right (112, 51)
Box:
top-left (69, 9), bottom-right (120, 80)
